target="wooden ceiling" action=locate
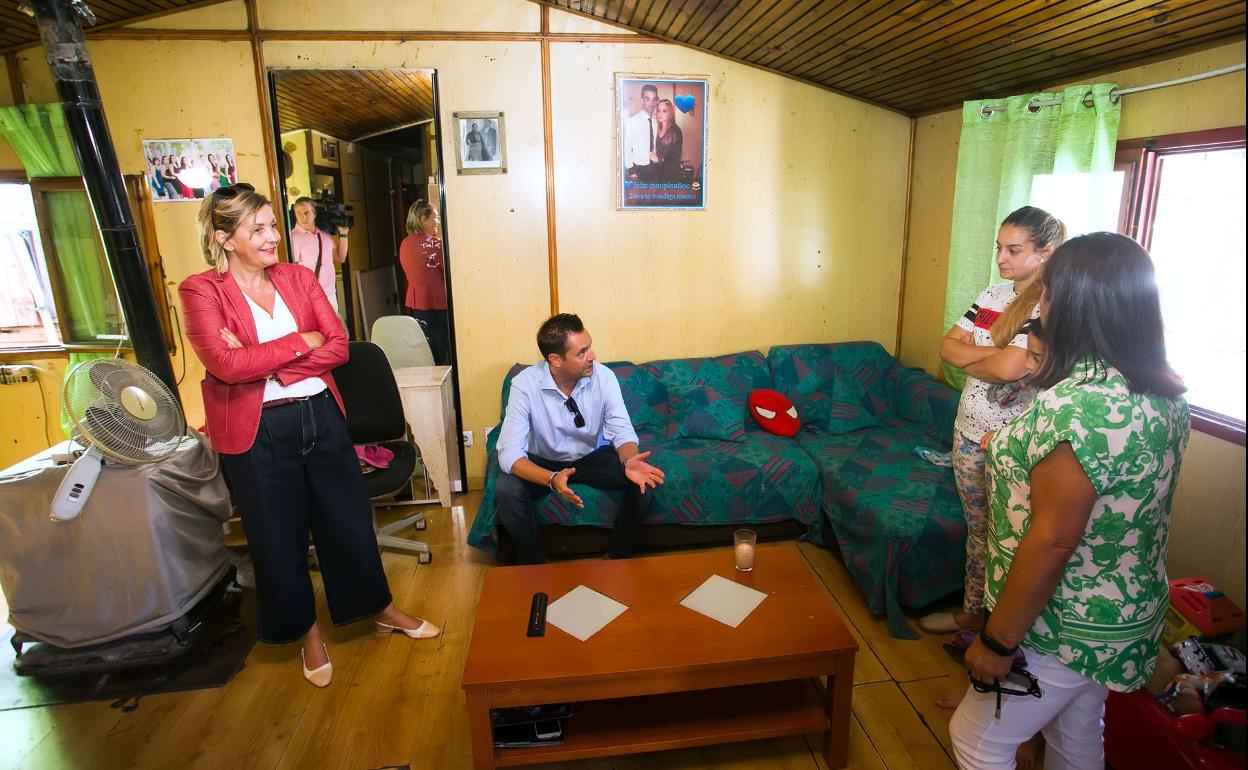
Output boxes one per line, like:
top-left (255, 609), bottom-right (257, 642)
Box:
top-left (271, 69), bottom-right (435, 142)
top-left (538, 0), bottom-right (1246, 114)
top-left (0, 0), bottom-right (209, 50)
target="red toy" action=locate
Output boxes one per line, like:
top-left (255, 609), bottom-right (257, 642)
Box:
top-left (748, 389), bottom-right (800, 436)
top-left (1105, 689), bottom-right (1244, 770)
top-left (1169, 578), bottom-right (1246, 639)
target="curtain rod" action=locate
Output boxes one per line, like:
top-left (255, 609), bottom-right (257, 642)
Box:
top-left (978, 62), bottom-right (1246, 118)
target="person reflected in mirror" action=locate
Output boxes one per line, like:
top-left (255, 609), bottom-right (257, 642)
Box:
top-left (398, 199), bottom-right (450, 365)
top-left (289, 196), bottom-right (348, 315)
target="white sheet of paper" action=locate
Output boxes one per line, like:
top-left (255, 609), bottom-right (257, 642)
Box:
top-left (680, 574), bottom-right (768, 628)
top-left (546, 584), bottom-right (629, 641)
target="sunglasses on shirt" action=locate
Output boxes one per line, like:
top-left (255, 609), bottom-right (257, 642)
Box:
top-left (564, 396), bottom-right (585, 428)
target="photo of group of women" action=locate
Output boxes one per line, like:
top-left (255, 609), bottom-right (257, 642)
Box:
top-left (143, 138), bottom-right (237, 202)
top-left (616, 75), bottom-right (707, 210)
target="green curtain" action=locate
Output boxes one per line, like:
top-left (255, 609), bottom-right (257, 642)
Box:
top-left (941, 84), bottom-right (1121, 387)
top-left (0, 103), bottom-right (80, 176)
top-left (0, 103), bottom-right (121, 345)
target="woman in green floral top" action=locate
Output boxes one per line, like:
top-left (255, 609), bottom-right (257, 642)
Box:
top-left (950, 232), bottom-right (1189, 770)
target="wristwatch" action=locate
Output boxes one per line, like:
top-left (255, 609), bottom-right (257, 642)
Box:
top-left (979, 628), bottom-right (1018, 657)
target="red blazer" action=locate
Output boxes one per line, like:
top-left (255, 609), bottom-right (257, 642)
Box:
top-left (178, 262), bottom-right (348, 455)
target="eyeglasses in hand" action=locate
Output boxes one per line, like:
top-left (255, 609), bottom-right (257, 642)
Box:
top-left (970, 668), bottom-right (1043, 719)
top-left (564, 396), bottom-right (585, 428)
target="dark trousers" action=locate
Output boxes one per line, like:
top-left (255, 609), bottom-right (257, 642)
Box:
top-left (220, 390), bottom-right (392, 644)
top-left (494, 446), bottom-right (652, 565)
top-left (409, 308), bottom-right (450, 366)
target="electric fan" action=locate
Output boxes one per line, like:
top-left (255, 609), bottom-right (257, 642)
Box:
top-left (50, 358), bottom-right (186, 522)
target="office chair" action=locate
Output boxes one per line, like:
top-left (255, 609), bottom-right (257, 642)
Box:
top-left (332, 341), bottom-right (431, 563)
top-left (370, 315), bottom-right (435, 368)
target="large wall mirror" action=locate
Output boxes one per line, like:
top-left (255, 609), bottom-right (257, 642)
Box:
top-left (268, 68), bottom-right (464, 496)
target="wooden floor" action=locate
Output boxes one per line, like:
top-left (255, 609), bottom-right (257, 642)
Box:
top-left (0, 492), bottom-right (972, 770)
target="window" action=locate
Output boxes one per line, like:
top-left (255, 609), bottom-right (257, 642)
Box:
top-left (1117, 127), bottom-right (1247, 444)
top-left (0, 172), bottom-right (175, 358)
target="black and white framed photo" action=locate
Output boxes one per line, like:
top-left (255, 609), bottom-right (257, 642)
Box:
top-left (453, 111), bottom-right (506, 175)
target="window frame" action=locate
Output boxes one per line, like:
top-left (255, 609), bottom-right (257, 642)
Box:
top-left (1115, 126), bottom-right (1247, 446)
top-left (0, 170), bottom-right (176, 361)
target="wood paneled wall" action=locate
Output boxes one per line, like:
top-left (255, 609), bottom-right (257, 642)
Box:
top-left (1, 0), bottom-right (916, 478)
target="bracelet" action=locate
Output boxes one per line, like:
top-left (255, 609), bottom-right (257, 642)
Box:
top-left (547, 471), bottom-right (557, 491)
top-left (979, 628), bottom-right (1018, 657)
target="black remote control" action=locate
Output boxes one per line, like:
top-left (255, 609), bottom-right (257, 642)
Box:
top-left (527, 592), bottom-right (548, 637)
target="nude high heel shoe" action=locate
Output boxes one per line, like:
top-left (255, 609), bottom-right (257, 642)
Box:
top-left (375, 619), bottom-right (441, 639)
top-left (301, 643), bottom-right (332, 688)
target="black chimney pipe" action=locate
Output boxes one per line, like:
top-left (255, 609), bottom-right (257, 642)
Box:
top-left (28, 0), bottom-right (179, 399)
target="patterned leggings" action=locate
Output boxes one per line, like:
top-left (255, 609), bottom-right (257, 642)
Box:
top-left (953, 430), bottom-right (989, 615)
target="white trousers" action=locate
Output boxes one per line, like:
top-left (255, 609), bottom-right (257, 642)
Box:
top-left (950, 650), bottom-right (1109, 770)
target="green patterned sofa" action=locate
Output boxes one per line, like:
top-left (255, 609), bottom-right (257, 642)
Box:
top-left (769, 342), bottom-right (964, 639)
top-left (467, 343), bottom-right (964, 639)
top-left (467, 350), bottom-right (823, 560)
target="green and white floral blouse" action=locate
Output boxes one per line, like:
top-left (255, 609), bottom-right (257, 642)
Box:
top-left (984, 359), bottom-right (1190, 692)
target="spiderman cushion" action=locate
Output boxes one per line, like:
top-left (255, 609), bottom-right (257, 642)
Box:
top-left (748, 389), bottom-right (800, 437)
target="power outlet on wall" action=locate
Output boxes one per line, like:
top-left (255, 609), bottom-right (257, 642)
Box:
top-left (462, 430), bottom-right (474, 447)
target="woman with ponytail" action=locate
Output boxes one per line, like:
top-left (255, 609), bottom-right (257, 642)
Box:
top-left (398, 199), bottom-right (450, 365)
top-left (921, 206), bottom-right (1065, 637)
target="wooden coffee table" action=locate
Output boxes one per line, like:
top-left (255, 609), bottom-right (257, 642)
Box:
top-left (461, 542), bottom-right (857, 768)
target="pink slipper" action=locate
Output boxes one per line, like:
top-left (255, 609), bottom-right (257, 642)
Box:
top-left (354, 444), bottom-right (394, 469)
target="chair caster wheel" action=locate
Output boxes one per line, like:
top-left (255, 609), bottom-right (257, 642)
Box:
top-left (415, 520), bottom-right (427, 531)
top-left (418, 552), bottom-right (432, 564)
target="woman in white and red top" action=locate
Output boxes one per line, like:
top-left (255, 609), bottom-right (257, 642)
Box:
top-left (398, 199), bottom-right (450, 364)
top-left (289, 196), bottom-right (347, 314)
top-left (179, 184), bottom-right (438, 690)
top-left (923, 206), bottom-right (1066, 638)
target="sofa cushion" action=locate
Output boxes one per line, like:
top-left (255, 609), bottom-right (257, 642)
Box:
top-left (769, 342), bottom-right (896, 418)
top-left (609, 362), bottom-right (669, 431)
top-left (669, 383), bottom-right (746, 442)
top-left (648, 351), bottom-right (774, 434)
top-left (820, 375), bottom-right (882, 434)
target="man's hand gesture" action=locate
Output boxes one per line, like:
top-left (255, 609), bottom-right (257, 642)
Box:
top-left (550, 468), bottom-right (584, 508)
top-left (624, 451), bottom-right (665, 495)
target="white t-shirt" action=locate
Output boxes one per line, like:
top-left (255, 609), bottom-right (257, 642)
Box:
top-left (953, 283), bottom-right (1039, 440)
top-left (242, 289), bottom-right (327, 402)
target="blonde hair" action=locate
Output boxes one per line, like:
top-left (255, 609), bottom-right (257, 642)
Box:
top-left (197, 185), bottom-right (271, 274)
top-left (991, 206), bottom-right (1067, 348)
top-left (405, 199), bottom-right (436, 235)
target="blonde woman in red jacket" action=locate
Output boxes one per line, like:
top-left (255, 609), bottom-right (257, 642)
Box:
top-left (179, 184), bottom-right (438, 688)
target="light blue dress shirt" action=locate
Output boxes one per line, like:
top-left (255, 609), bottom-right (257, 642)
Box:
top-left (496, 361), bottom-right (640, 474)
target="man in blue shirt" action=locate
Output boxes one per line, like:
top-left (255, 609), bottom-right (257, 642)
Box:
top-left (495, 314), bottom-right (665, 564)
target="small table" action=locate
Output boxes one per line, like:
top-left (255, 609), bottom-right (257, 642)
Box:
top-left (461, 542), bottom-right (857, 769)
top-left (393, 365), bottom-right (461, 507)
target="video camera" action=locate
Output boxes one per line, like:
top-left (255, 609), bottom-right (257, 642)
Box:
top-left (312, 194), bottom-right (354, 231)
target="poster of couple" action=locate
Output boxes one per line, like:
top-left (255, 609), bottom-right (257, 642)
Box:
top-left (616, 75), bottom-right (708, 211)
top-left (143, 137), bottom-right (237, 202)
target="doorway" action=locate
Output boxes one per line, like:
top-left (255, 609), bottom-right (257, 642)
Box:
top-left (267, 68), bottom-right (465, 494)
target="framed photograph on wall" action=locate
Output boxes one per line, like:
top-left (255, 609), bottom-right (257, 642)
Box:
top-left (615, 74), bottom-right (708, 210)
top-left (142, 137), bottom-right (236, 202)
top-left (453, 111), bottom-right (506, 175)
